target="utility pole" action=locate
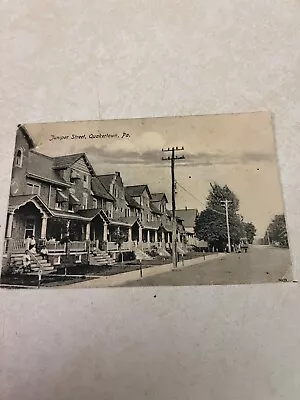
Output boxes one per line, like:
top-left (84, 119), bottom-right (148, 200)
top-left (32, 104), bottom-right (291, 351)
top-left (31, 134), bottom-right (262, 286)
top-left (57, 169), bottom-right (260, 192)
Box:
top-left (221, 200), bottom-right (232, 252)
top-left (162, 146), bottom-right (185, 268)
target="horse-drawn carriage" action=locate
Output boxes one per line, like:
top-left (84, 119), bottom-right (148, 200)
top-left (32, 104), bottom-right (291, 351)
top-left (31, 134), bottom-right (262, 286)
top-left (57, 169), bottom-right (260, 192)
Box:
top-left (239, 238), bottom-right (249, 253)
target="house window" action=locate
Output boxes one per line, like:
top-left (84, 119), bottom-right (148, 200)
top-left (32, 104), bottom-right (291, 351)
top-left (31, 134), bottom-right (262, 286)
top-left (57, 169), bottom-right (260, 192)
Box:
top-left (75, 254), bottom-right (82, 263)
top-left (83, 174), bottom-right (89, 188)
top-left (68, 204), bottom-right (74, 212)
top-left (113, 185), bottom-right (118, 198)
top-left (146, 214), bottom-right (150, 222)
top-left (24, 217), bottom-right (35, 238)
top-left (140, 197), bottom-right (143, 206)
top-left (26, 182), bottom-right (40, 195)
top-left (120, 208), bottom-right (123, 213)
top-left (55, 202), bottom-right (62, 210)
top-left (82, 193), bottom-right (88, 210)
top-left (93, 198), bottom-right (97, 209)
top-left (15, 149), bottom-right (23, 167)
top-left (125, 209), bottom-right (130, 217)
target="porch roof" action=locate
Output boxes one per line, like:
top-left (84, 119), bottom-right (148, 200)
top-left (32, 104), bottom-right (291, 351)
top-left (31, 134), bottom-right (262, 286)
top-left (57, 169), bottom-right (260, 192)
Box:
top-left (117, 216), bottom-right (142, 227)
top-left (77, 208), bottom-right (110, 223)
top-left (161, 222), bottom-right (173, 232)
top-left (109, 218), bottom-right (132, 227)
top-left (142, 221), bottom-right (161, 230)
top-left (8, 195), bottom-right (53, 216)
top-left (50, 209), bottom-right (90, 221)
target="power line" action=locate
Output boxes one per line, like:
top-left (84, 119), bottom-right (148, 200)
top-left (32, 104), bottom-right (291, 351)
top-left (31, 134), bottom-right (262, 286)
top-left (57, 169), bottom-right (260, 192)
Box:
top-left (175, 180), bottom-right (226, 216)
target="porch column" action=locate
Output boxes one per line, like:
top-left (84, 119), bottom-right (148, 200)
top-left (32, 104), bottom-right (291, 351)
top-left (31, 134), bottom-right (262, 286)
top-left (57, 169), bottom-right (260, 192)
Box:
top-left (147, 230), bottom-right (150, 243)
top-left (162, 232), bottom-right (166, 247)
top-left (103, 222), bottom-right (108, 242)
top-left (154, 230), bottom-right (158, 243)
top-left (138, 226), bottom-right (143, 243)
top-left (41, 216), bottom-right (48, 239)
top-left (85, 222), bottom-right (91, 240)
top-left (6, 212), bottom-right (14, 238)
top-left (128, 227), bottom-right (132, 242)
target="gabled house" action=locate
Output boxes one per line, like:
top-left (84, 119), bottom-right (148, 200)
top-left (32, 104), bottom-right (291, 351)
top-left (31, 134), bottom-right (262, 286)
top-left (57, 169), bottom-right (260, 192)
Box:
top-left (4, 126), bottom-right (115, 262)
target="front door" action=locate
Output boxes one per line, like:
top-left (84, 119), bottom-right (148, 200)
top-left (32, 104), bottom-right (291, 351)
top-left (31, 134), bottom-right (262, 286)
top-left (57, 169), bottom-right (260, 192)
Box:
top-left (24, 216), bottom-right (36, 239)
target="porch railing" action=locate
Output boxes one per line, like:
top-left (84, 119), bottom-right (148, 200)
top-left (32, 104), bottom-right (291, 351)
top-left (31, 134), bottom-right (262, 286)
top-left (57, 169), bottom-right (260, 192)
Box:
top-left (120, 241), bottom-right (135, 251)
top-left (69, 241), bottom-right (87, 252)
top-left (45, 242), bottom-right (66, 252)
top-left (107, 242), bottom-right (119, 251)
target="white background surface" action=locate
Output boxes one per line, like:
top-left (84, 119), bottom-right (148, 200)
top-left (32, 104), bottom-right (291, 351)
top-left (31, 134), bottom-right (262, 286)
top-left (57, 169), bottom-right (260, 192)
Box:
top-left (1, 1), bottom-right (300, 399)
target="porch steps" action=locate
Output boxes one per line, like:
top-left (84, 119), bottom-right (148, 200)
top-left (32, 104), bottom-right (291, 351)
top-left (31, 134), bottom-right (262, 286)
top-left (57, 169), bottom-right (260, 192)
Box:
top-left (9, 253), bottom-right (55, 273)
top-left (157, 247), bottom-right (171, 257)
top-left (134, 248), bottom-right (153, 261)
top-left (89, 250), bottom-right (115, 267)
top-left (177, 245), bottom-right (187, 255)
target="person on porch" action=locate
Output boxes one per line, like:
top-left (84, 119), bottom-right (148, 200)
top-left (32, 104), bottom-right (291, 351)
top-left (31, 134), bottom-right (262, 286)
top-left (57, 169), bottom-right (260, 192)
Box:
top-left (22, 250), bottom-right (31, 273)
top-left (29, 236), bottom-right (36, 253)
top-left (25, 235), bottom-right (31, 251)
top-left (40, 246), bottom-right (48, 261)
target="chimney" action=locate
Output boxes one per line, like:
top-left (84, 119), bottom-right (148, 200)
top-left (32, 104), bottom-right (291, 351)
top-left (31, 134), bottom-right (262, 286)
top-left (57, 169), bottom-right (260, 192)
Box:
top-left (185, 206), bottom-right (187, 211)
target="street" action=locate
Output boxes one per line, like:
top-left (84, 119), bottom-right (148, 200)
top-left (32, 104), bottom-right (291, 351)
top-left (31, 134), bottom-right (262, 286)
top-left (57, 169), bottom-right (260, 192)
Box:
top-left (121, 246), bottom-right (292, 287)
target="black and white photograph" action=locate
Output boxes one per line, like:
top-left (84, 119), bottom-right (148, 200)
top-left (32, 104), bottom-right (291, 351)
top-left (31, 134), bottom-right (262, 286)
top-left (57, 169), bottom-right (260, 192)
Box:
top-left (0, 111), bottom-right (292, 288)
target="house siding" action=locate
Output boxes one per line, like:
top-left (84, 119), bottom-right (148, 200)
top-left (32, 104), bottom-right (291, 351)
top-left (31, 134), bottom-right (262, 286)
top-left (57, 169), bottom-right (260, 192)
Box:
top-left (10, 130), bottom-right (31, 196)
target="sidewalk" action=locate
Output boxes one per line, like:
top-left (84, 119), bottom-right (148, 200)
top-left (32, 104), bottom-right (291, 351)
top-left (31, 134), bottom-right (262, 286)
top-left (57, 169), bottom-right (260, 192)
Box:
top-left (63, 253), bottom-right (227, 288)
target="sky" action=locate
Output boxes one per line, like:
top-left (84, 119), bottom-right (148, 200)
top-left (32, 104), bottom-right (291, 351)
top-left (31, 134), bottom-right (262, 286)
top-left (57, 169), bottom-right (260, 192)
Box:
top-left (24, 111), bottom-right (285, 237)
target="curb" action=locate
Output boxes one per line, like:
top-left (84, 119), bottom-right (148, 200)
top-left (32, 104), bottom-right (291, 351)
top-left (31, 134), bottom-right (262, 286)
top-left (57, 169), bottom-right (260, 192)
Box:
top-left (67, 253), bottom-right (226, 288)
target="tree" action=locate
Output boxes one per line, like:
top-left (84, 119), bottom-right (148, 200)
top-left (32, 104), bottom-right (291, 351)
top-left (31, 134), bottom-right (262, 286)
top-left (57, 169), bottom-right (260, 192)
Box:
top-left (195, 183), bottom-right (246, 250)
top-left (266, 214), bottom-right (288, 247)
top-left (111, 226), bottom-right (128, 264)
top-left (243, 222), bottom-right (256, 244)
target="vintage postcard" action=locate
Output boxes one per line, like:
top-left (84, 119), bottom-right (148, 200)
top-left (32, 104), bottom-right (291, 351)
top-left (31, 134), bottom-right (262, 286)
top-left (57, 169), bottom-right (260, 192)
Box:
top-left (0, 111), bottom-right (292, 288)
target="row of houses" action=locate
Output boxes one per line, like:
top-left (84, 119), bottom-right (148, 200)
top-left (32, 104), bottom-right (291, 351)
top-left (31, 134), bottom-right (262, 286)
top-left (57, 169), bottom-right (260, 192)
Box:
top-left (2, 125), bottom-right (205, 272)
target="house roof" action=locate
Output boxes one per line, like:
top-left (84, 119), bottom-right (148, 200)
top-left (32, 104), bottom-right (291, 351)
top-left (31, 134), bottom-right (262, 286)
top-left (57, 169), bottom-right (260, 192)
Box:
top-left (151, 192), bottom-right (168, 203)
top-left (28, 151), bottom-right (69, 187)
top-left (125, 185), bottom-right (152, 199)
top-left (96, 174), bottom-right (115, 191)
top-left (53, 153), bottom-right (95, 175)
top-left (17, 125), bottom-right (35, 149)
top-left (91, 177), bottom-right (115, 201)
top-left (125, 194), bottom-right (142, 209)
top-left (176, 208), bottom-right (198, 228)
top-left (150, 202), bottom-right (163, 215)
top-left (166, 209), bottom-right (172, 217)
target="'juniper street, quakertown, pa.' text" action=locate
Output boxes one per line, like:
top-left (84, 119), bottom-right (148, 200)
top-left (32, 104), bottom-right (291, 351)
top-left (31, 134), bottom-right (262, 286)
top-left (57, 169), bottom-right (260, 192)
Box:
top-left (49, 132), bottom-right (131, 141)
